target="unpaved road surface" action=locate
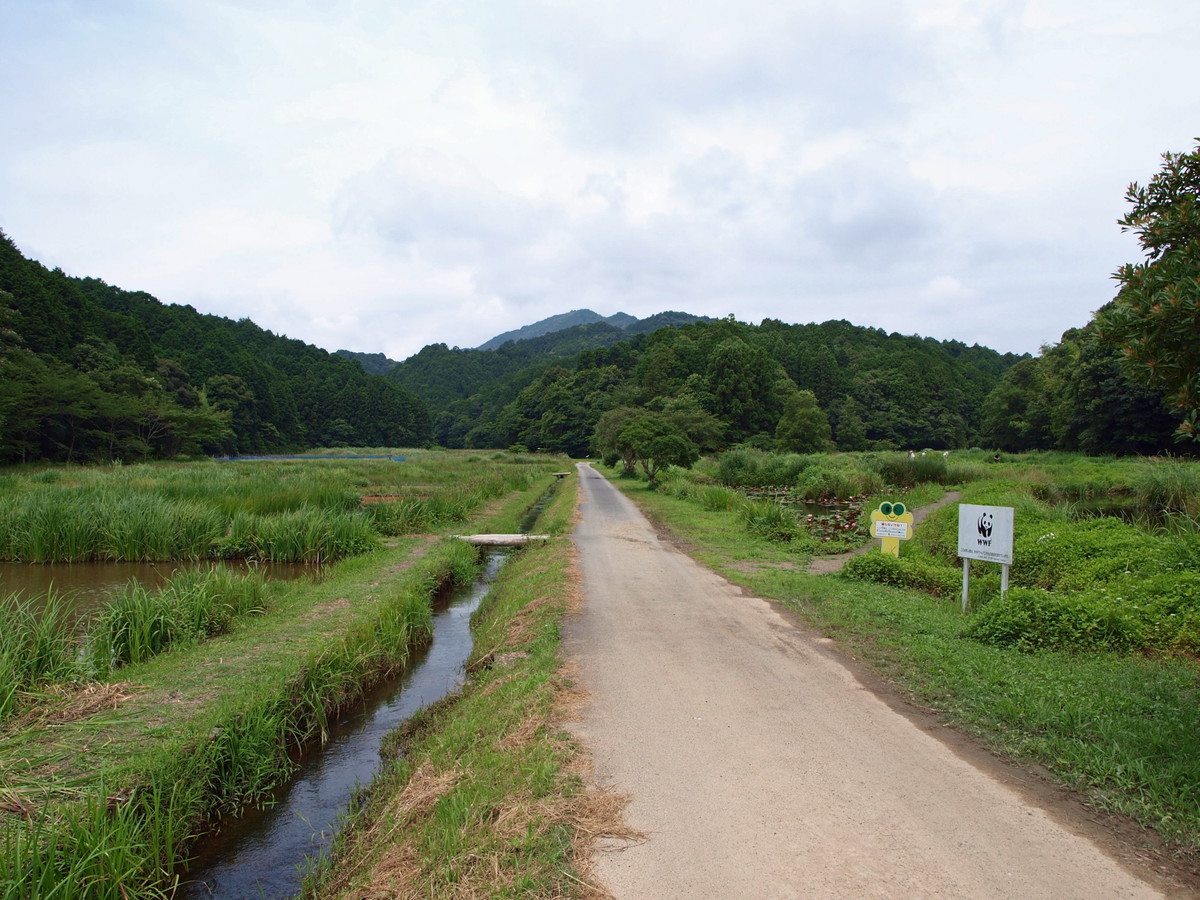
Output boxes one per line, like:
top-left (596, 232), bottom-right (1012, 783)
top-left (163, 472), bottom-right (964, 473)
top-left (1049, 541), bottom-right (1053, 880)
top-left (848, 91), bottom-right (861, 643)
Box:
top-left (565, 463), bottom-right (1177, 899)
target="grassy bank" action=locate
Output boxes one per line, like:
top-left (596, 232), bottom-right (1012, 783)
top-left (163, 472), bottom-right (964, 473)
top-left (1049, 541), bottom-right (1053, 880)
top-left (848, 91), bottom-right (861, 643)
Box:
top-left (0, 453), bottom-right (570, 899)
top-left (608, 454), bottom-right (1200, 864)
top-left (302, 468), bottom-right (631, 899)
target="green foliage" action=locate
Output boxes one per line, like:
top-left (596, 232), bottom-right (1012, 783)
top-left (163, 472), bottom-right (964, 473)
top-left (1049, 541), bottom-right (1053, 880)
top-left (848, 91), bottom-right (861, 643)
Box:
top-left (1097, 139), bottom-right (1200, 440)
top-left (740, 499), bottom-right (804, 543)
top-left (401, 314), bottom-right (1022, 454)
top-left (0, 232), bottom-right (431, 463)
top-left (1133, 455), bottom-right (1200, 515)
top-left (966, 588), bottom-right (1146, 653)
top-left (616, 413), bottom-right (699, 482)
top-left (715, 447), bottom-right (810, 488)
top-left (1010, 517), bottom-right (1190, 591)
top-left (871, 452), bottom-right (949, 488)
top-left (793, 455), bottom-right (883, 501)
top-left (774, 389), bottom-right (832, 453)
top-left (0, 591), bottom-right (79, 722)
top-left (839, 551), bottom-right (961, 598)
top-left (90, 567), bottom-right (267, 669)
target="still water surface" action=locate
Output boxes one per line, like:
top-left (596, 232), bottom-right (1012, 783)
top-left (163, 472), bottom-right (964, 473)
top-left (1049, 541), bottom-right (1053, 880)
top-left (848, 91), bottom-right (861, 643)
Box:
top-left (178, 549), bottom-right (506, 899)
top-left (0, 560), bottom-right (321, 619)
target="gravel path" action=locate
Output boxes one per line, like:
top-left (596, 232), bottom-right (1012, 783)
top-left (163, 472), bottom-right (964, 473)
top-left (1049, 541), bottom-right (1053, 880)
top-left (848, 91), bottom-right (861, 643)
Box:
top-left (565, 463), bottom-right (1174, 899)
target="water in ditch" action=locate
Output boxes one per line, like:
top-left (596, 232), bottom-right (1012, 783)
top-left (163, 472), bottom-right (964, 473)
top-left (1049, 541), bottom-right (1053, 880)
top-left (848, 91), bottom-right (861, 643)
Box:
top-left (178, 549), bottom-right (508, 899)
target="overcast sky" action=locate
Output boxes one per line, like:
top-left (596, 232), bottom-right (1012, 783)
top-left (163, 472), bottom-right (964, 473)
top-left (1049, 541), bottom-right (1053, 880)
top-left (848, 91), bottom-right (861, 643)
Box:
top-left (1, 1), bottom-right (1197, 362)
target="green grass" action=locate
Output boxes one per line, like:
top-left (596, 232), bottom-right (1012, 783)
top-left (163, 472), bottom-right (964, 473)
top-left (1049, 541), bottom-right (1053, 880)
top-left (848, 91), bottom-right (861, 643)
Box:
top-left (0, 452), bottom-right (571, 899)
top-left (88, 566), bottom-right (268, 670)
top-left (0, 451), bottom-right (551, 563)
top-left (612, 462), bottom-right (1200, 859)
top-left (0, 591), bottom-right (78, 723)
top-left (301, 472), bottom-right (622, 899)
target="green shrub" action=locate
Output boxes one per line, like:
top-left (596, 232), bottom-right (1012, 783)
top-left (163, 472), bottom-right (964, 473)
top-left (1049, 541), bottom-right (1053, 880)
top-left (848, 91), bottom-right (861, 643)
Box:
top-left (839, 551), bottom-right (961, 598)
top-left (840, 552), bottom-right (907, 587)
top-left (716, 448), bottom-right (810, 488)
top-left (793, 457), bottom-right (882, 501)
top-left (1013, 518), bottom-right (1180, 591)
top-left (872, 454), bottom-right (949, 488)
top-left (90, 567), bottom-right (268, 669)
top-left (740, 500), bottom-right (802, 543)
top-left (965, 588), bottom-right (1145, 653)
top-left (0, 591), bottom-right (80, 722)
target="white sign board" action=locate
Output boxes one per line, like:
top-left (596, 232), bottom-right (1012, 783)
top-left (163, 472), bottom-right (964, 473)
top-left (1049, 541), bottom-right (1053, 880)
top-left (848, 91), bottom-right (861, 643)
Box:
top-left (872, 520), bottom-right (909, 539)
top-left (957, 504), bottom-right (1014, 565)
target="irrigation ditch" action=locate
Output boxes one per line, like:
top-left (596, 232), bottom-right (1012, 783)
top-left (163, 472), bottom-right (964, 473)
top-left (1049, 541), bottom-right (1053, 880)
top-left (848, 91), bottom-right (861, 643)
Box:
top-left (178, 550), bottom-right (510, 898)
top-left (0, 472), bottom-right (567, 900)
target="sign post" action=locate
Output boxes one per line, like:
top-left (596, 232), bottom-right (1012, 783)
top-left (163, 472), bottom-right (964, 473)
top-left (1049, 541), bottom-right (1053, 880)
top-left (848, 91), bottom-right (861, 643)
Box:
top-left (870, 501), bottom-right (914, 556)
top-left (957, 504), bottom-right (1014, 612)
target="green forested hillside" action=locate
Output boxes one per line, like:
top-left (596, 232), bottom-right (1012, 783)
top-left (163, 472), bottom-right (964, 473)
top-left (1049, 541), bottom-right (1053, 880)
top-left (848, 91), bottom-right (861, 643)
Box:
top-left (398, 314), bottom-right (1029, 455)
top-left (0, 232), bottom-right (430, 463)
top-left (1, 225), bottom-right (1180, 465)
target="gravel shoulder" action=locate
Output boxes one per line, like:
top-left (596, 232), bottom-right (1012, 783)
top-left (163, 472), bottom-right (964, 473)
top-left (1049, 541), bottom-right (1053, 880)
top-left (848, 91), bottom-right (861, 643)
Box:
top-left (564, 463), bottom-right (1182, 898)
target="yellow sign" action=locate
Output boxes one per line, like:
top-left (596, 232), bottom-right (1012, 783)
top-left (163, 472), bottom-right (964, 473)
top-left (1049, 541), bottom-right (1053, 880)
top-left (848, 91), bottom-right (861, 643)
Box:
top-left (870, 501), bottom-right (914, 557)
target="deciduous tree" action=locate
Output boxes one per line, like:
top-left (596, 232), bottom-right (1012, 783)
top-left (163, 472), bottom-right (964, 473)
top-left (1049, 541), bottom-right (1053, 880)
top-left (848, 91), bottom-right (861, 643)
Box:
top-left (1098, 139), bottom-right (1200, 440)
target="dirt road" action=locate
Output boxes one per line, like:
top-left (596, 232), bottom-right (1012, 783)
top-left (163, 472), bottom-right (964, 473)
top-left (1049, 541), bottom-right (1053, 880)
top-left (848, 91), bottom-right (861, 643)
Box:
top-left (564, 463), bottom-right (1174, 899)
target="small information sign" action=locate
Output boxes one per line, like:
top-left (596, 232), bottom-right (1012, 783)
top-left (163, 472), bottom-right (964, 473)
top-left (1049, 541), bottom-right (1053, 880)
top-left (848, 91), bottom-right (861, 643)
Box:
top-left (957, 504), bottom-right (1015, 611)
top-left (870, 501), bottom-right (914, 557)
top-left (957, 504), bottom-right (1014, 565)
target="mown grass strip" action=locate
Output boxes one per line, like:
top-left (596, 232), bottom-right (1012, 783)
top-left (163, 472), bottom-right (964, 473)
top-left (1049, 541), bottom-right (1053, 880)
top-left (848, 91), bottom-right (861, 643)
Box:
top-left (610, 472), bottom-right (1200, 863)
top-left (303, 472), bottom-right (635, 899)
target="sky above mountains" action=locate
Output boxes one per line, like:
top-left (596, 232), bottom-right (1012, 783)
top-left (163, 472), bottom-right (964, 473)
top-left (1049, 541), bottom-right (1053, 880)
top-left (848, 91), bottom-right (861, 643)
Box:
top-left (1, 0), bottom-right (1197, 362)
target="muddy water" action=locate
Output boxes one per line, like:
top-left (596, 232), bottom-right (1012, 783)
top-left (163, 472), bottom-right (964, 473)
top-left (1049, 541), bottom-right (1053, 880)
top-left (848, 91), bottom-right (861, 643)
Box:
top-left (178, 549), bottom-right (507, 900)
top-left (0, 561), bottom-right (321, 620)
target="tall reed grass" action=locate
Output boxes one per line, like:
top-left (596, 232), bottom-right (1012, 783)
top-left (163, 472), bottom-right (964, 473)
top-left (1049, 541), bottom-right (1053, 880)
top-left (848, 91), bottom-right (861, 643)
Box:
top-left (90, 567), bottom-right (267, 669)
top-left (0, 457), bottom-right (549, 562)
top-left (0, 590), bottom-right (80, 722)
top-left (1134, 456), bottom-right (1200, 516)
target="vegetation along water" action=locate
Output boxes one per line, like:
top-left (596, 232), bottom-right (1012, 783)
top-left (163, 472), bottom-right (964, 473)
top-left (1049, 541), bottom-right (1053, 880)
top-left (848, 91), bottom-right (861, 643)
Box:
top-left (0, 450), bottom-right (572, 898)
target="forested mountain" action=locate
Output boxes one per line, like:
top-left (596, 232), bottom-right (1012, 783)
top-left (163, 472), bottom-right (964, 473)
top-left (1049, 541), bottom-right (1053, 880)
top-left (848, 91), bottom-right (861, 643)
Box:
top-left (476, 308), bottom-right (633, 350)
top-left (1, 225), bottom-right (1178, 466)
top-left (0, 231), bottom-right (430, 463)
top-left (333, 349), bottom-right (399, 376)
top-left (476, 308), bottom-right (710, 350)
top-left (395, 313), bottom-right (1030, 455)
top-left (388, 319), bottom-right (655, 418)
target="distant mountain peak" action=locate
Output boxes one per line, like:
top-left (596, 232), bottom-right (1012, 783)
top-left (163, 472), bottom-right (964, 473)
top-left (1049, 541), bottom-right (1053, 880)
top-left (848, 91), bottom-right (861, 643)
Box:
top-left (477, 309), bottom-right (707, 351)
top-left (476, 309), bottom-right (630, 351)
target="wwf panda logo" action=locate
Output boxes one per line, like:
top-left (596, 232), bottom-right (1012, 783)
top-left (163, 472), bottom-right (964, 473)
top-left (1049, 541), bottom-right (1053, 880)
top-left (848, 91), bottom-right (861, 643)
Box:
top-left (977, 512), bottom-right (994, 538)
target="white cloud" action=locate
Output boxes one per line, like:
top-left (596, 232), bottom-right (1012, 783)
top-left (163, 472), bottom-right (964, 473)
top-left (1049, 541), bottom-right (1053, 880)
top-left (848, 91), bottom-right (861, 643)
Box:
top-left (0, 0), bottom-right (1197, 360)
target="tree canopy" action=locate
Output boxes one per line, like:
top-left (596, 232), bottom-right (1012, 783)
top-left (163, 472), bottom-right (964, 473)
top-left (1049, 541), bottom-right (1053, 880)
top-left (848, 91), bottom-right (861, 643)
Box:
top-left (1098, 139), bottom-right (1200, 440)
top-left (0, 232), bottom-right (431, 463)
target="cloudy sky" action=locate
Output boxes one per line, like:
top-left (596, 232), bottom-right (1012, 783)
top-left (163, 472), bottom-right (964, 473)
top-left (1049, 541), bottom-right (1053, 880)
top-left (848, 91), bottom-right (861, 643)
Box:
top-left (1, 0), bottom-right (1197, 362)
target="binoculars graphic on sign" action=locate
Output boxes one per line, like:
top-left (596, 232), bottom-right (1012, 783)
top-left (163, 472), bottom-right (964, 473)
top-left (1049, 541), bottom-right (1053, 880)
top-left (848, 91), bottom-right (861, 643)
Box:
top-left (870, 502), bottom-right (914, 556)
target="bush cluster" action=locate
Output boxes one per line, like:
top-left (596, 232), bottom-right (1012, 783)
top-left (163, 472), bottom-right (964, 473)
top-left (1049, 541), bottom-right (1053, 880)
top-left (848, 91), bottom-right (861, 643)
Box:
top-left (839, 552), bottom-right (961, 598)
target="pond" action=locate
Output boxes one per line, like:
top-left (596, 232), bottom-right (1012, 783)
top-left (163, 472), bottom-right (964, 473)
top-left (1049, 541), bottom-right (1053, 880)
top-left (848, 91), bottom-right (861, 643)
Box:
top-left (0, 560), bottom-right (323, 620)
